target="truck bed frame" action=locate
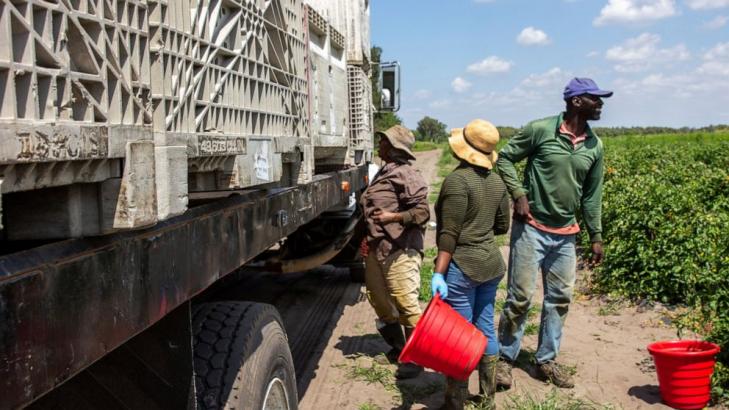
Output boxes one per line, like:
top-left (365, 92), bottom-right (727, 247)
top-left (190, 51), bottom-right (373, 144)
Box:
top-left (0, 165), bottom-right (366, 409)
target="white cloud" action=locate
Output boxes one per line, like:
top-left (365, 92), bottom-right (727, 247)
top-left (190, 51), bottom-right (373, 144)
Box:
top-left (703, 15), bottom-right (728, 28)
top-left (698, 42), bottom-right (729, 75)
top-left (430, 99), bottom-right (451, 109)
top-left (466, 56), bottom-right (514, 75)
top-left (451, 77), bottom-right (472, 93)
top-left (516, 27), bottom-right (551, 46)
top-left (594, 0), bottom-right (678, 26)
top-left (521, 68), bottom-right (570, 88)
top-left (605, 33), bottom-right (690, 72)
top-left (685, 0), bottom-right (729, 9)
top-left (587, 51), bottom-right (600, 58)
top-left (413, 89), bottom-right (432, 99)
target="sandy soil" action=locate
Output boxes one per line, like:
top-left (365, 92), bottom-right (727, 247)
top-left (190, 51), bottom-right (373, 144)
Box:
top-left (297, 149), bottom-right (717, 410)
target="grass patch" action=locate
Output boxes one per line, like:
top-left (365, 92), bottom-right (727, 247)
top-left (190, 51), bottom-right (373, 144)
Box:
top-left (429, 143), bottom-right (459, 204)
top-left (523, 322), bottom-right (539, 336)
top-left (337, 354), bottom-right (442, 408)
top-left (413, 141), bottom-right (439, 152)
top-left (420, 247), bottom-right (437, 302)
top-left (504, 388), bottom-right (615, 410)
top-left (495, 298), bottom-right (506, 315)
top-left (597, 298), bottom-right (624, 316)
top-left (358, 402), bottom-right (382, 410)
top-left (336, 355), bottom-right (396, 391)
top-left (527, 305), bottom-right (541, 320)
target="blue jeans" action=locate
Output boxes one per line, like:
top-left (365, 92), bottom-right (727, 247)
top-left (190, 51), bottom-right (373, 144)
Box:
top-left (498, 220), bottom-right (577, 364)
top-left (444, 261), bottom-right (502, 356)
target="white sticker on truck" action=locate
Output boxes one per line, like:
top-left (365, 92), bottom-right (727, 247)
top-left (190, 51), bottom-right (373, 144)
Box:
top-left (254, 142), bottom-right (270, 181)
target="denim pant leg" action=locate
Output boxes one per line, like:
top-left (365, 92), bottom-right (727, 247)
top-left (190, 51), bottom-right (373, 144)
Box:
top-left (498, 220), bottom-right (546, 362)
top-left (535, 235), bottom-right (577, 364)
top-left (472, 275), bottom-right (503, 356)
top-left (444, 262), bottom-right (475, 327)
top-left (444, 262), bottom-right (503, 357)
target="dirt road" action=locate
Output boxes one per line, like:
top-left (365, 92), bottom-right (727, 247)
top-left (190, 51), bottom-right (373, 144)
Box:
top-left (294, 149), bottom-right (712, 409)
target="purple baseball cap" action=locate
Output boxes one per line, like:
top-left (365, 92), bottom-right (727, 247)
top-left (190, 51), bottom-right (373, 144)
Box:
top-left (563, 77), bottom-right (613, 99)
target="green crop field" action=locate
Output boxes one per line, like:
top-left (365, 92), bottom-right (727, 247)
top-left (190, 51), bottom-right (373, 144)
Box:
top-left (593, 132), bottom-right (729, 401)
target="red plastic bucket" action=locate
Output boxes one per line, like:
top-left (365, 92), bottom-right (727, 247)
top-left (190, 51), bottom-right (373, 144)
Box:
top-left (398, 294), bottom-right (487, 380)
top-left (647, 340), bottom-right (720, 409)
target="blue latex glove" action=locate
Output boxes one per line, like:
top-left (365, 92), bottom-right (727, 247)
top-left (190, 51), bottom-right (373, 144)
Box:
top-left (431, 273), bottom-right (448, 299)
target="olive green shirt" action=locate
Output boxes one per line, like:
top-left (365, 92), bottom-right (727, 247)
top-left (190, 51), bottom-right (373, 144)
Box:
top-left (496, 113), bottom-right (604, 242)
top-left (435, 163), bottom-right (510, 283)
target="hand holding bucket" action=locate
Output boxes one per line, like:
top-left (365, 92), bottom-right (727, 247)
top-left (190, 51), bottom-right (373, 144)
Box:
top-left (398, 294), bottom-right (487, 380)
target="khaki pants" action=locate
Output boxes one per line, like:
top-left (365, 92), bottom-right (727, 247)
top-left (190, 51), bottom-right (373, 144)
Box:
top-left (365, 249), bottom-right (422, 327)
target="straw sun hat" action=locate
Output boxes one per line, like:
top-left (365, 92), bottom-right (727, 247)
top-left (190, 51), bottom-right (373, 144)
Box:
top-left (449, 119), bottom-right (500, 169)
top-left (376, 125), bottom-right (416, 160)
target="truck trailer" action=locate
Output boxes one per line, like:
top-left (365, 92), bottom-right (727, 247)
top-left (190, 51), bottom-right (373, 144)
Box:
top-left (0, 0), bottom-right (400, 407)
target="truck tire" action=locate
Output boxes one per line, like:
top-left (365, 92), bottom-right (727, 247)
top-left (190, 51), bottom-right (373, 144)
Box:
top-left (193, 302), bottom-right (298, 410)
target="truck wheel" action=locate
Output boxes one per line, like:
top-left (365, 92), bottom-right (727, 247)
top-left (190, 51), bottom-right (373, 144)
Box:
top-left (193, 302), bottom-right (297, 410)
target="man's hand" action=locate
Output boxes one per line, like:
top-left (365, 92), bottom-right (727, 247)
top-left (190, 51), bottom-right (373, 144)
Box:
top-left (372, 209), bottom-right (401, 224)
top-left (514, 196), bottom-right (530, 222)
top-left (591, 242), bottom-right (604, 265)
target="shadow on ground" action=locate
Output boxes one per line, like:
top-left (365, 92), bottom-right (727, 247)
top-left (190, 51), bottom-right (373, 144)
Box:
top-left (628, 384), bottom-right (662, 405)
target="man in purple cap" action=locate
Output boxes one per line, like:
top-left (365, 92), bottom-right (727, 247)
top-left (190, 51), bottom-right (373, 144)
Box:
top-left (494, 78), bottom-right (612, 389)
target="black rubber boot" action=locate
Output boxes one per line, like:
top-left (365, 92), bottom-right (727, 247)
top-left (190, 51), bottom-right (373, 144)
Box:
top-left (376, 322), bottom-right (406, 364)
top-left (440, 377), bottom-right (468, 410)
top-left (395, 326), bottom-right (423, 379)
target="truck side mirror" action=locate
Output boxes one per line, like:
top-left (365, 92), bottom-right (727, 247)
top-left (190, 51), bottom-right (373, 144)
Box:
top-left (379, 61), bottom-right (400, 112)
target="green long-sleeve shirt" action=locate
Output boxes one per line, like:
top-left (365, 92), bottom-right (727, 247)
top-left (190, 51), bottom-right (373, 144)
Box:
top-left (496, 113), bottom-right (604, 242)
top-left (436, 163), bottom-right (510, 283)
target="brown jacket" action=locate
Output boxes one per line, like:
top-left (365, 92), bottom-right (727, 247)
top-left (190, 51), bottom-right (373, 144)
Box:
top-left (361, 162), bottom-right (430, 261)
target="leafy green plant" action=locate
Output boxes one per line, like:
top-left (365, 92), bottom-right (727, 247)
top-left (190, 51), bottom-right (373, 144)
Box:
top-left (585, 133), bottom-right (729, 402)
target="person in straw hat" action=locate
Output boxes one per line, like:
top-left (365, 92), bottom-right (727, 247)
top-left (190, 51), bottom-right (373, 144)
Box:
top-left (360, 125), bottom-right (430, 379)
top-left (431, 119), bottom-right (510, 409)
top-left (495, 77), bottom-right (611, 390)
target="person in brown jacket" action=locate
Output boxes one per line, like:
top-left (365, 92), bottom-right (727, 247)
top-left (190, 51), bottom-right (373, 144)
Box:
top-left (360, 125), bottom-right (430, 379)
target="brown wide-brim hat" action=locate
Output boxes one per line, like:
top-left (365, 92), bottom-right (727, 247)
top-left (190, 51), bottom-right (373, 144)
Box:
top-left (449, 119), bottom-right (499, 169)
top-left (376, 125), bottom-right (416, 160)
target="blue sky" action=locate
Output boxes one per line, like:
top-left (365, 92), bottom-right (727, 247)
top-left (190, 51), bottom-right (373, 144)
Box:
top-left (371, 0), bottom-right (729, 129)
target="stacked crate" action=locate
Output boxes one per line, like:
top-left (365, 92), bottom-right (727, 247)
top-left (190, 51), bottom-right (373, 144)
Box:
top-left (304, 0), bottom-right (372, 167)
top-left (0, 0), bottom-right (156, 237)
top-left (147, 0), bottom-right (313, 218)
top-left (0, 0), bottom-right (316, 238)
top-left (305, 5), bottom-right (349, 166)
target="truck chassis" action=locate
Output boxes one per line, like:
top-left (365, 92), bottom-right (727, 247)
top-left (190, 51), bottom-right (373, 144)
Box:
top-left (0, 166), bottom-right (367, 409)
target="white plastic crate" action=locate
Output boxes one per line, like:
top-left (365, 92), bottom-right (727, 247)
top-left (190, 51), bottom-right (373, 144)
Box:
top-left (0, 0), bottom-right (153, 174)
top-left (148, 0), bottom-right (312, 206)
top-left (304, 0), bottom-right (370, 65)
top-left (306, 5), bottom-right (349, 166)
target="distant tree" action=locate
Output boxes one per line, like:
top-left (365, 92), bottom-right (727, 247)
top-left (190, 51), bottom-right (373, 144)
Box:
top-left (416, 116), bottom-right (448, 142)
top-left (496, 126), bottom-right (519, 140)
top-left (370, 46), bottom-right (383, 111)
top-left (374, 112), bottom-right (402, 133)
